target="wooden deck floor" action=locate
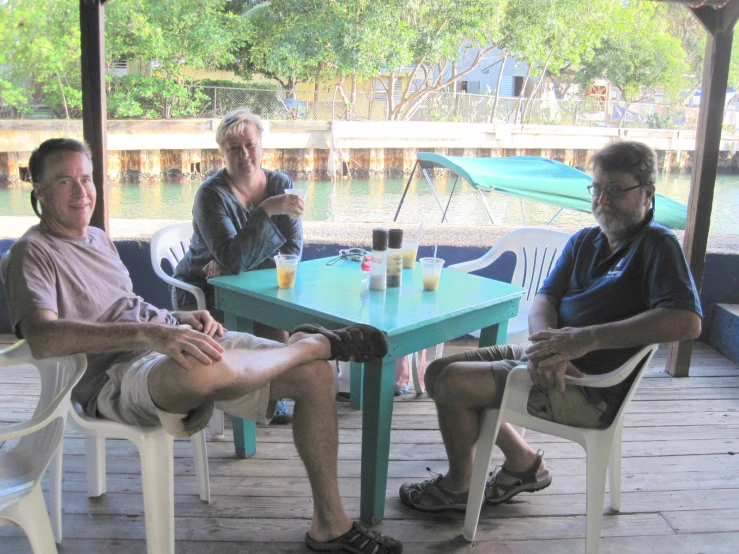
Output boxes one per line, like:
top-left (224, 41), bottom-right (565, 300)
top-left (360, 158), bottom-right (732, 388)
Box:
top-left (1, 337), bottom-right (739, 553)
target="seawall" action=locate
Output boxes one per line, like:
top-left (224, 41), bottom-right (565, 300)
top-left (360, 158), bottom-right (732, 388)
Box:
top-left (2, 120), bottom-right (738, 183)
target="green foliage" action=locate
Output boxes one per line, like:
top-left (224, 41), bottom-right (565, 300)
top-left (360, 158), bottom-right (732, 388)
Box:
top-left (0, 0), bottom-right (726, 125)
top-left (730, 33), bottom-right (739, 90)
top-left (107, 76), bottom-right (209, 119)
top-left (576, 1), bottom-right (685, 105)
top-left (105, 0), bottom-right (244, 82)
top-left (646, 111), bottom-right (671, 130)
top-left (196, 79), bottom-right (278, 90)
top-left (0, 0), bottom-right (81, 117)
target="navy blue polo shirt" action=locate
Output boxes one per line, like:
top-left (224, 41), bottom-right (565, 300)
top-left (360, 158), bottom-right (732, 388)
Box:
top-left (538, 211), bottom-right (702, 410)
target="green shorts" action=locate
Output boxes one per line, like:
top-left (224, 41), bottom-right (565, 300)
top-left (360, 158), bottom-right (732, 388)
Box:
top-left (464, 343), bottom-right (609, 429)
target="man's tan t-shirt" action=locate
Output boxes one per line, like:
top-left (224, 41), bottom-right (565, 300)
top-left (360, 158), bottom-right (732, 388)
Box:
top-left (1, 225), bottom-right (177, 415)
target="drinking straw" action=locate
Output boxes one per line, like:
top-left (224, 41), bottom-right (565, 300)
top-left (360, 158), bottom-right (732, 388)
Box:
top-left (415, 221), bottom-right (424, 242)
top-left (433, 244), bottom-right (438, 259)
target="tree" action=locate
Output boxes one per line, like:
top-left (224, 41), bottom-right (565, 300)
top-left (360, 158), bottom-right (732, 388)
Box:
top-left (105, 0), bottom-right (244, 118)
top-left (0, 0), bottom-right (81, 118)
top-left (233, 0), bottom-right (508, 120)
top-left (576, 1), bottom-right (685, 127)
top-left (501, 0), bottom-right (616, 123)
top-left (653, 1), bottom-right (705, 104)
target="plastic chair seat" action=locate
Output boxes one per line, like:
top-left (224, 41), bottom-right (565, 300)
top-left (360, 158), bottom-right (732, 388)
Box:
top-left (0, 342), bottom-right (86, 554)
top-left (52, 401), bottom-right (211, 554)
top-left (463, 344), bottom-right (659, 554)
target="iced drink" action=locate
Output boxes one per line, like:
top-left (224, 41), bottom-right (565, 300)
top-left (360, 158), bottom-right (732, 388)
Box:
top-left (401, 239), bottom-right (419, 269)
top-left (274, 254), bottom-right (300, 288)
top-left (420, 257), bottom-right (444, 291)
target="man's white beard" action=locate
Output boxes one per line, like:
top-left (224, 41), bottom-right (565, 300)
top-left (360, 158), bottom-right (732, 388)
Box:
top-left (594, 207), bottom-right (645, 239)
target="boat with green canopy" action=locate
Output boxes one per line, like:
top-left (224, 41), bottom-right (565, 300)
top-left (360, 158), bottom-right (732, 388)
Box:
top-left (393, 152), bottom-right (687, 230)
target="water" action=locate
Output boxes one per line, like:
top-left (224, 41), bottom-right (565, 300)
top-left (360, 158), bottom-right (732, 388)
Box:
top-left (3, 173), bottom-right (739, 234)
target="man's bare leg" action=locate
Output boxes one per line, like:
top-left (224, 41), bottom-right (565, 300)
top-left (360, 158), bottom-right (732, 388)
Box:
top-left (425, 356), bottom-right (545, 493)
top-left (269, 357), bottom-right (352, 541)
top-left (147, 334), bottom-right (352, 540)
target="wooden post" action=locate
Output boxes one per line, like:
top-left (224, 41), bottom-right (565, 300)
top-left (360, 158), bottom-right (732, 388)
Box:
top-left (666, 1), bottom-right (739, 377)
top-left (80, 0), bottom-right (109, 233)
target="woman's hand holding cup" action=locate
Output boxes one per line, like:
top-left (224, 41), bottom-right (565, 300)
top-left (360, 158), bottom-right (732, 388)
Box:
top-left (262, 190), bottom-right (305, 218)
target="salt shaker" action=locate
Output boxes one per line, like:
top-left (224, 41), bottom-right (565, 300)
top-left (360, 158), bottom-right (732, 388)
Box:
top-left (369, 228), bottom-right (388, 290)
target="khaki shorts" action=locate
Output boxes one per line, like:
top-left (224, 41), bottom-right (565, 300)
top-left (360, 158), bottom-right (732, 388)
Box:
top-left (96, 331), bottom-right (283, 437)
top-left (464, 343), bottom-right (609, 429)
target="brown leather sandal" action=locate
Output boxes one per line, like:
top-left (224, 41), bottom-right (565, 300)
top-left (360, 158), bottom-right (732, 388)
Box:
top-left (486, 449), bottom-right (552, 505)
top-left (291, 323), bottom-right (388, 363)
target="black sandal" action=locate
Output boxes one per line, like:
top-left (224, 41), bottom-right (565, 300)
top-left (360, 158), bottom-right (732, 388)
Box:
top-left (305, 521), bottom-right (403, 554)
top-left (291, 324), bottom-right (388, 363)
top-left (486, 450), bottom-right (552, 505)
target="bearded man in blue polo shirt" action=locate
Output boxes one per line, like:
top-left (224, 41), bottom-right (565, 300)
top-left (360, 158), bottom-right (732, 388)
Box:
top-left (400, 141), bottom-right (703, 512)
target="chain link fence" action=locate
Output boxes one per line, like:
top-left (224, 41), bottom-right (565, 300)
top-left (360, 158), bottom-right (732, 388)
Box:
top-left (2, 83), bottom-right (737, 130)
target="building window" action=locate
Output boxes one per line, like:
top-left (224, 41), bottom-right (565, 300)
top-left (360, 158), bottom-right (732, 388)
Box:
top-left (110, 60), bottom-right (128, 77)
top-left (514, 76), bottom-right (524, 97)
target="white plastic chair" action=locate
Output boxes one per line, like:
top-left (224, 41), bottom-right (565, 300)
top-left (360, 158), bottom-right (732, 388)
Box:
top-left (448, 228), bottom-right (570, 345)
top-left (463, 344), bottom-right (659, 554)
top-left (53, 399), bottom-right (211, 554)
top-left (150, 221), bottom-right (225, 439)
top-left (0, 341), bottom-right (86, 553)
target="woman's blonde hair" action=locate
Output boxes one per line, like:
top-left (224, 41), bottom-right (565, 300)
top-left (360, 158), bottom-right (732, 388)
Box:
top-left (216, 109), bottom-right (264, 147)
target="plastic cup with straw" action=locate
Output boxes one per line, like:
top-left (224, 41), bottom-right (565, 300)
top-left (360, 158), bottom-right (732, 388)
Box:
top-left (420, 245), bottom-right (444, 291)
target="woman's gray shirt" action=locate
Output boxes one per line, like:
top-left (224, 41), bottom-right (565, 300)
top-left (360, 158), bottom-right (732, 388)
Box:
top-left (173, 168), bottom-right (303, 310)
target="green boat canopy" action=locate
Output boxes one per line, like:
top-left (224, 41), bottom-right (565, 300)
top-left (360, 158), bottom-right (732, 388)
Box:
top-left (415, 152), bottom-right (687, 230)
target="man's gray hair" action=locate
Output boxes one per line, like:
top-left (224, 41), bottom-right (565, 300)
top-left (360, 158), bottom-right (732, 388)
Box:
top-left (216, 109), bottom-right (264, 147)
top-left (590, 141), bottom-right (658, 186)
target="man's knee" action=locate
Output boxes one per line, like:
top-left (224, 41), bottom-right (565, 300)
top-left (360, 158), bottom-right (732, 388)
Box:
top-left (430, 361), bottom-right (468, 404)
top-left (275, 359), bottom-right (335, 401)
top-left (425, 357), bottom-right (453, 398)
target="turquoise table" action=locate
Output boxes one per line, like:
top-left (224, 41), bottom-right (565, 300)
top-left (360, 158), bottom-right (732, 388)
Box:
top-left (211, 257), bottom-right (524, 524)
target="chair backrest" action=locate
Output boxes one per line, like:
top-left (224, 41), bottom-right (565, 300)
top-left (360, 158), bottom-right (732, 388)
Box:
top-left (150, 222), bottom-right (206, 310)
top-left (450, 228), bottom-right (570, 342)
top-left (0, 341), bottom-right (86, 508)
top-left (150, 221), bottom-right (194, 281)
top-left (498, 228), bottom-right (570, 305)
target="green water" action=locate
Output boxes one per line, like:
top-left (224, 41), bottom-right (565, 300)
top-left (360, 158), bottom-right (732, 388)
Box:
top-left (3, 173), bottom-right (739, 234)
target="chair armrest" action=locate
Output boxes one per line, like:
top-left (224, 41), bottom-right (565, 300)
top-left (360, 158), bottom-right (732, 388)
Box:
top-left (564, 372), bottom-right (626, 388)
top-left (448, 243), bottom-right (507, 274)
top-left (159, 274), bottom-right (207, 311)
top-left (563, 345), bottom-right (659, 389)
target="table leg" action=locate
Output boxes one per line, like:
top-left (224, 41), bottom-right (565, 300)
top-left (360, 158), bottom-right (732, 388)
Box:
top-left (360, 357), bottom-right (396, 524)
top-left (479, 321), bottom-right (509, 348)
top-left (223, 313), bottom-right (258, 459)
top-left (349, 362), bottom-right (363, 410)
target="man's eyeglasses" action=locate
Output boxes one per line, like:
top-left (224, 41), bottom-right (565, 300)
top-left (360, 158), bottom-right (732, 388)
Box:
top-left (587, 183), bottom-right (645, 198)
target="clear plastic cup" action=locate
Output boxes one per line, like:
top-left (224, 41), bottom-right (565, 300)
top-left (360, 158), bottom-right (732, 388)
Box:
top-left (274, 254), bottom-right (300, 288)
top-left (284, 188), bottom-right (306, 219)
top-left (401, 239), bottom-right (419, 269)
top-left (420, 257), bottom-right (444, 291)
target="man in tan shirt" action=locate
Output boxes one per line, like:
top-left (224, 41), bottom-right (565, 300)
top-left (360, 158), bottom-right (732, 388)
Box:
top-left (1, 137), bottom-right (402, 554)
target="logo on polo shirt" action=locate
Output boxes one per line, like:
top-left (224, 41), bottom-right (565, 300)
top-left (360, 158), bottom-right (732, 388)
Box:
top-left (606, 257), bottom-right (625, 278)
